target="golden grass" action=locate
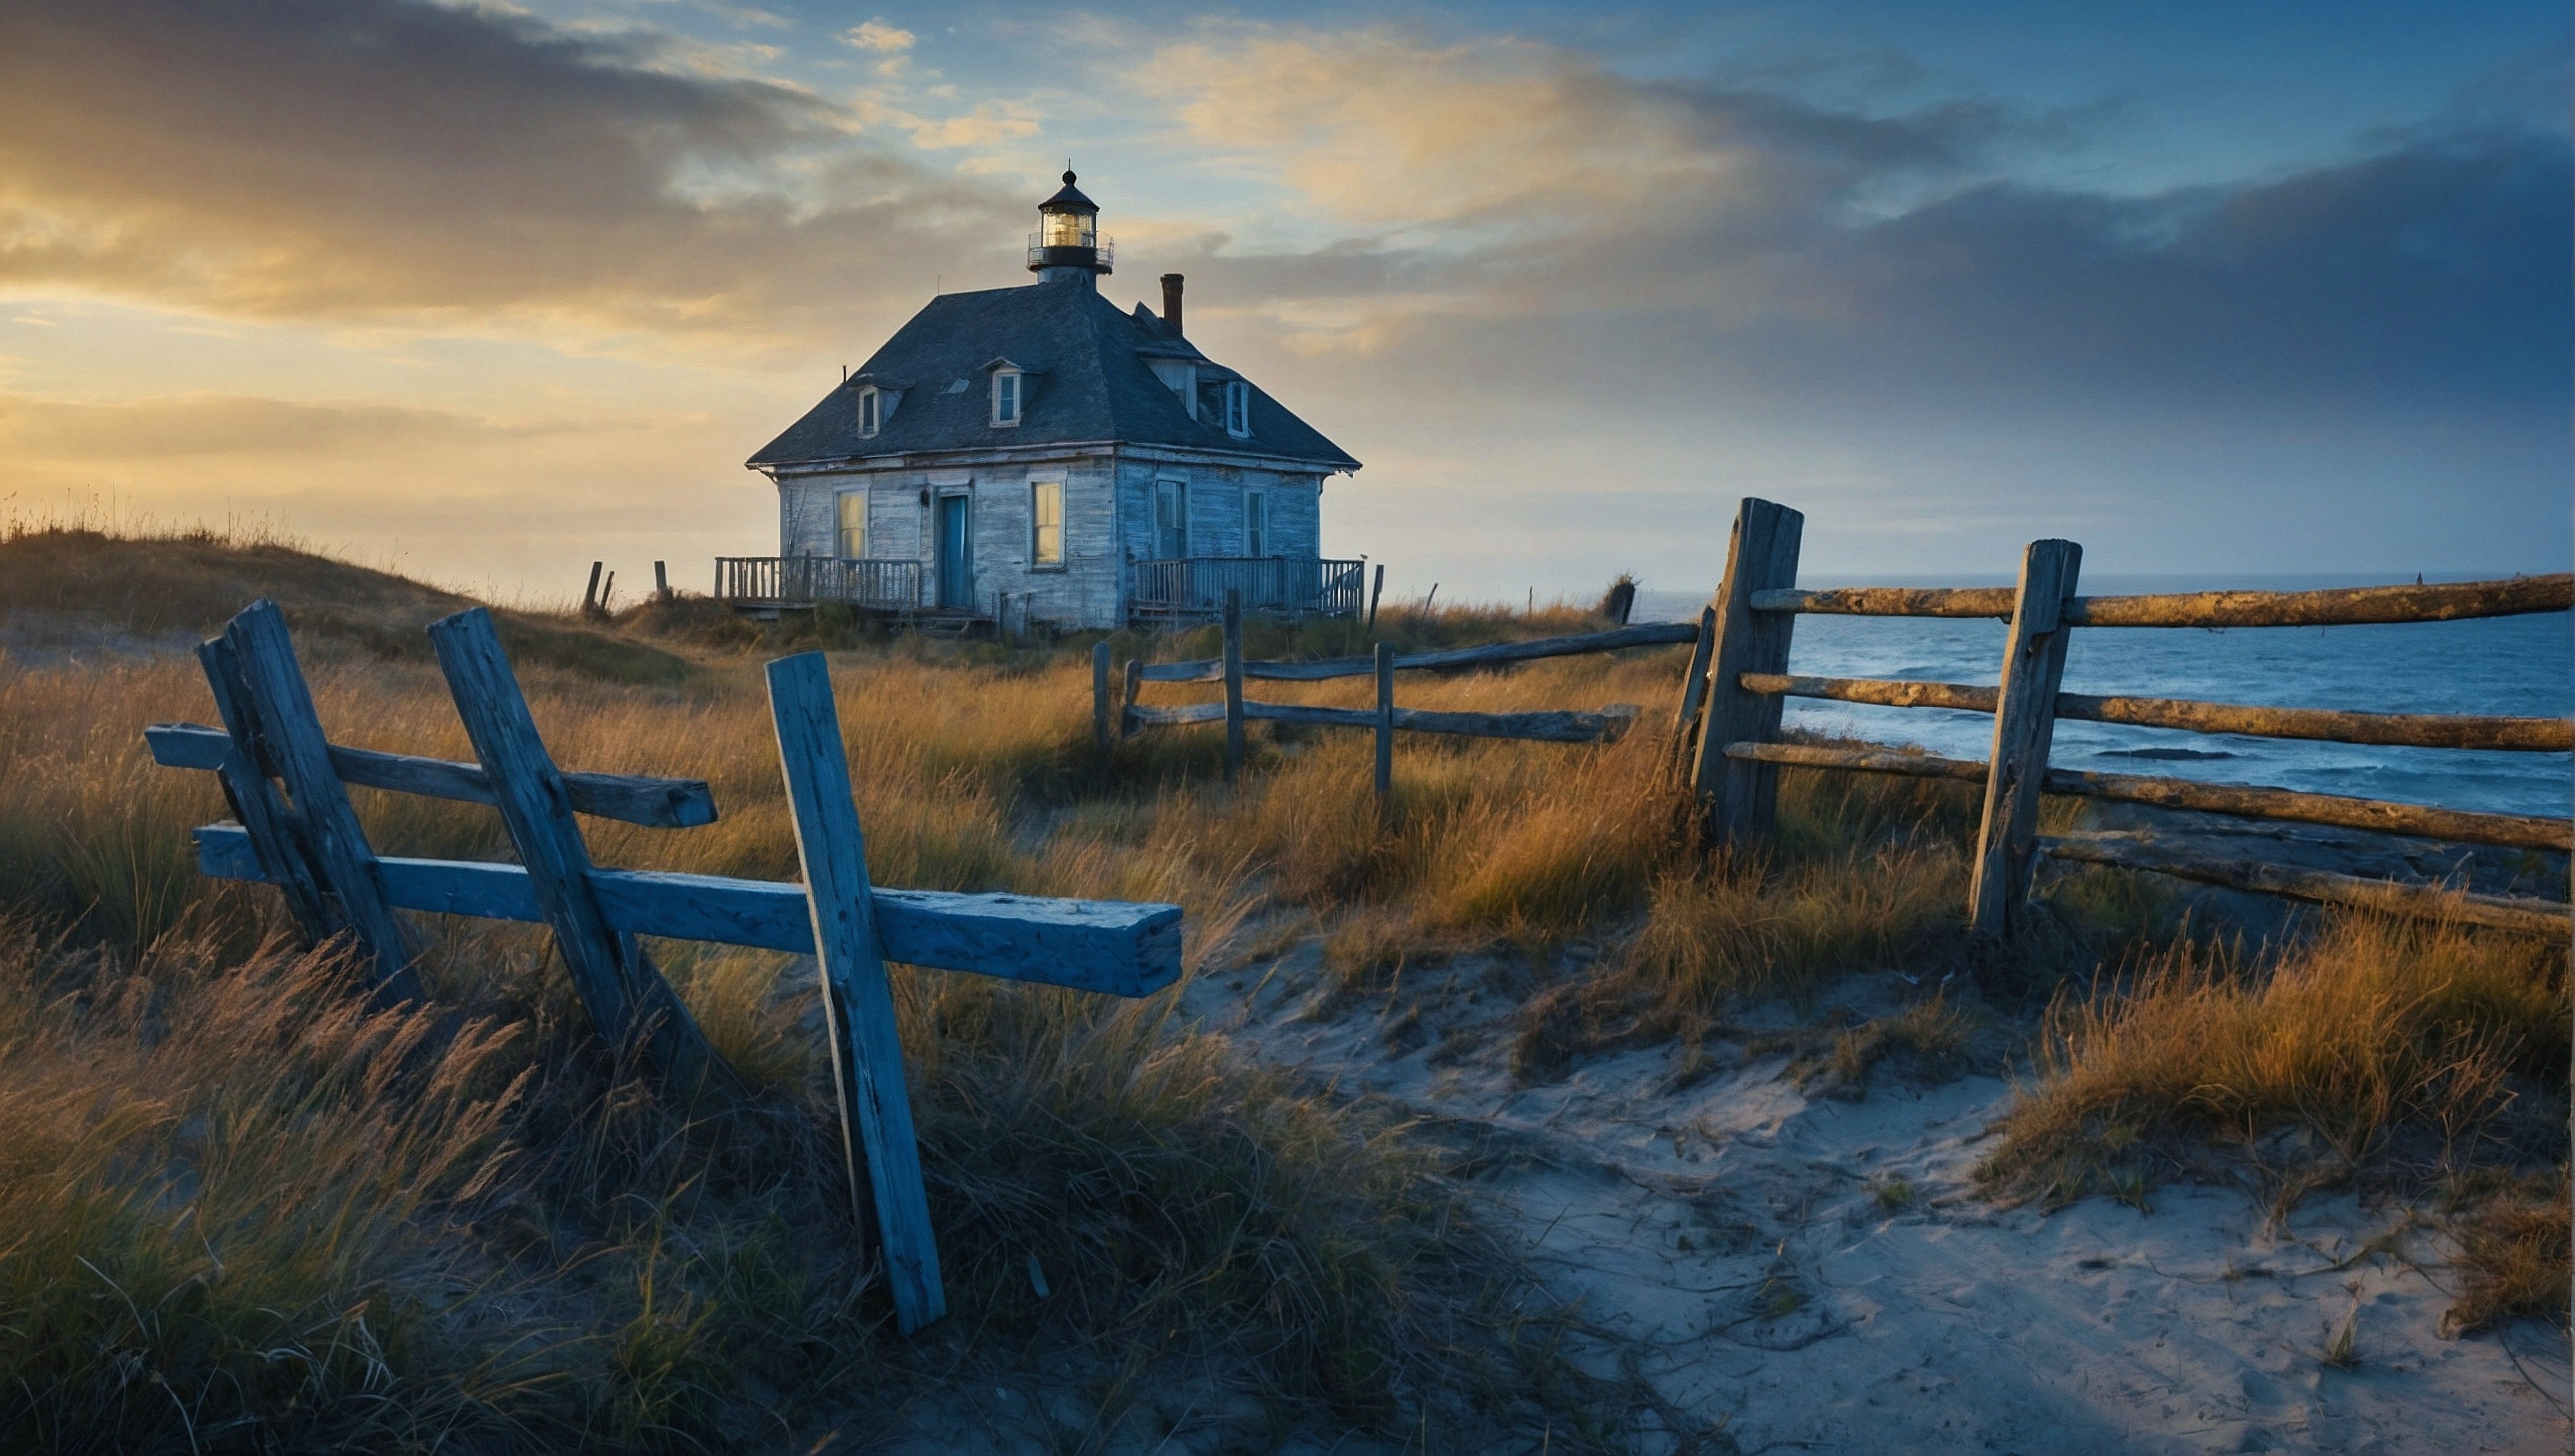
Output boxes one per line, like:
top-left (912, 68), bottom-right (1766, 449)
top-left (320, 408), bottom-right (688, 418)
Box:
top-left (1981, 915), bottom-right (2569, 1208)
top-left (2440, 1169), bottom-right (2572, 1335)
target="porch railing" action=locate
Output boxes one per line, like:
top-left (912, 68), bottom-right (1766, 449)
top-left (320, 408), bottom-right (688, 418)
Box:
top-left (1131, 557), bottom-right (1365, 620)
top-left (715, 557), bottom-right (923, 611)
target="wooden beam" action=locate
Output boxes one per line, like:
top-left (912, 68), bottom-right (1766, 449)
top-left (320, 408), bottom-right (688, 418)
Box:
top-left (191, 637), bottom-right (333, 945)
top-left (1737, 675), bottom-right (2574, 752)
top-left (427, 606), bottom-right (718, 1079)
top-left (1750, 574), bottom-right (2572, 628)
top-left (2039, 833), bottom-right (2569, 936)
top-left (222, 601), bottom-right (421, 999)
top-left (1223, 589), bottom-right (1244, 782)
top-left (1375, 642), bottom-right (1395, 800)
top-left (1671, 606), bottom-right (1717, 764)
top-left (1690, 498), bottom-right (1804, 843)
top-left (1970, 540), bottom-right (2081, 937)
top-left (1091, 642), bottom-right (1111, 754)
top-left (1134, 621), bottom-right (1700, 683)
top-left (1721, 739), bottom-right (2571, 852)
top-left (1120, 657), bottom-right (1141, 739)
top-left (767, 652), bottom-right (945, 1335)
top-left (146, 722), bottom-right (722, 828)
top-left (192, 824), bottom-right (1184, 995)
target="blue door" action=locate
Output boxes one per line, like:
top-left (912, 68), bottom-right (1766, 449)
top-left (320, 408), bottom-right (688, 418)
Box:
top-left (937, 494), bottom-right (973, 610)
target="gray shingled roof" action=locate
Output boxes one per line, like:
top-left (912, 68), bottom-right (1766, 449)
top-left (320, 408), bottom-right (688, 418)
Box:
top-left (746, 280), bottom-right (1362, 471)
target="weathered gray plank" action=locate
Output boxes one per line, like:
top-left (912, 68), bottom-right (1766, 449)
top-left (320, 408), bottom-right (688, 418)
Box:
top-left (427, 606), bottom-right (718, 1078)
top-left (1690, 499), bottom-right (1804, 843)
top-left (193, 824), bottom-right (1184, 993)
top-left (2038, 833), bottom-right (2569, 935)
top-left (1091, 642), bottom-right (1111, 753)
top-left (1223, 590), bottom-right (1245, 782)
top-left (1731, 676), bottom-right (2573, 751)
top-left (1671, 606), bottom-right (1717, 762)
top-left (1721, 739), bottom-right (2571, 852)
top-left (1127, 701), bottom-right (1230, 727)
top-left (1969, 541), bottom-right (2081, 937)
top-left (146, 722), bottom-right (721, 826)
top-left (191, 638), bottom-right (334, 944)
top-left (1374, 642), bottom-right (1395, 799)
top-left (1751, 574), bottom-right (2572, 628)
top-left (1120, 657), bottom-right (1141, 739)
top-left (1136, 621), bottom-right (1702, 683)
top-left (223, 601), bottom-right (421, 999)
top-left (767, 652), bottom-right (945, 1335)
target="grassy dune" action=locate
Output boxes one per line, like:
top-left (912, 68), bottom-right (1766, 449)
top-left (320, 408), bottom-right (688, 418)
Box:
top-left (0, 524), bottom-right (2564, 1448)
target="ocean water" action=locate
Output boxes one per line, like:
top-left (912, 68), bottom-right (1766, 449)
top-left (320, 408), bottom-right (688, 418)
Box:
top-left (1634, 578), bottom-right (2573, 820)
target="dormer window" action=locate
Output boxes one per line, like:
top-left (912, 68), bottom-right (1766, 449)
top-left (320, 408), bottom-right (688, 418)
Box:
top-left (992, 369), bottom-right (1021, 427)
top-left (1223, 381), bottom-right (1250, 438)
top-left (857, 386), bottom-right (881, 437)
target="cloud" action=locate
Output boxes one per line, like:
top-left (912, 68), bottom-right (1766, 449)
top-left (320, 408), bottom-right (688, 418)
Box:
top-left (0, 0), bottom-right (1020, 349)
top-left (843, 20), bottom-right (915, 53)
top-left (0, 390), bottom-right (585, 459)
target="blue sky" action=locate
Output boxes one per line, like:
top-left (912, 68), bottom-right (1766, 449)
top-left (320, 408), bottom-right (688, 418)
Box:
top-left (1, 0), bottom-right (2563, 601)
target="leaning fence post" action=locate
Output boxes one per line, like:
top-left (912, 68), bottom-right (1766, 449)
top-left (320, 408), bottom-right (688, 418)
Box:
top-left (1970, 540), bottom-right (2083, 938)
top-left (222, 601), bottom-right (422, 1000)
top-left (1670, 604), bottom-right (1717, 769)
top-left (1121, 657), bottom-right (1141, 739)
top-left (1366, 564), bottom-right (1385, 633)
top-left (1091, 642), bottom-right (1112, 753)
top-left (1690, 499), bottom-right (1805, 845)
top-left (1374, 642), bottom-right (1395, 802)
top-left (194, 633), bottom-right (334, 946)
top-left (766, 652), bottom-right (946, 1336)
top-left (427, 606), bottom-right (719, 1080)
top-left (1222, 589), bottom-right (1245, 782)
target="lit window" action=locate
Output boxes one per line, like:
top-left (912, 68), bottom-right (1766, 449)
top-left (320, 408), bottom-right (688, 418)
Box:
top-left (1032, 482), bottom-right (1064, 566)
top-left (992, 370), bottom-right (1021, 426)
top-left (1224, 381), bottom-right (1250, 437)
top-left (858, 386), bottom-right (880, 437)
top-left (1154, 480), bottom-right (1187, 558)
top-left (1244, 490), bottom-right (1267, 557)
top-left (837, 491), bottom-right (867, 559)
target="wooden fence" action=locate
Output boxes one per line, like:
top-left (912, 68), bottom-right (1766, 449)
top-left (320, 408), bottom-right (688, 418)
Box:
top-left (1685, 497), bottom-right (2574, 938)
top-left (715, 555), bottom-right (924, 612)
top-left (1129, 557), bottom-right (1368, 620)
top-left (148, 599), bottom-right (1183, 1336)
top-left (1099, 589), bottom-right (1662, 785)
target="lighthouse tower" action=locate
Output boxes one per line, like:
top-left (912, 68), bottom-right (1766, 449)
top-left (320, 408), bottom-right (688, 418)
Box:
top-left (1026, 170), bottom-right (1113, 287)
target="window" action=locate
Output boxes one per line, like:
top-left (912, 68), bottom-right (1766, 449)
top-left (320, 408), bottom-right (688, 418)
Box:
top-left (992, 370), bottom-right (1021, 426)
top-left (1244, 489), bottom-right (1267, 558)
top-left (837, 490), bottom-right (868, 560)
top-left (1031, 481), bottom-right (1064, 567)
top-left (1149, 359), bottom-right (1195, 417)
top-left (857, 386), bottom-right (880, 437)
top-left (1154, 480), bottom-right (1187, 559)
top-left (1223, 381), bottom-right (1250, 438)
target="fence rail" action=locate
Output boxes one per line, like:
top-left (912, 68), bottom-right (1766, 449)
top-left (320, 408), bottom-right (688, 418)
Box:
top-left (714, 556), bottom-right (923, 611)
top-left (1690, 497), bottom-right (2573, 937)
top-left (151, 599), bottom-right (1184, 1337)
top-left (1130, 557), bottom-right (1366, 619)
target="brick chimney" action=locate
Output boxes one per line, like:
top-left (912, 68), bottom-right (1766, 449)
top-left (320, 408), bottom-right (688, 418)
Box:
top-left (1160, 273), bottom-right (1184, 339)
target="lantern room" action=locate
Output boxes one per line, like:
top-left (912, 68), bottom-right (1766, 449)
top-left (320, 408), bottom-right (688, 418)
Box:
top-left (1027, 170), bottom-right (1114, 284)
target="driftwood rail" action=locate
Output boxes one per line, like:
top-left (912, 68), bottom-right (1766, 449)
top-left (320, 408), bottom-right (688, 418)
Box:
top-left (1099, 592), bottom-right (1651, 786)
top-left (150, 601), bottom-right (1184, 1338)
top-left (1688, 498), bottom-right (2572, 937)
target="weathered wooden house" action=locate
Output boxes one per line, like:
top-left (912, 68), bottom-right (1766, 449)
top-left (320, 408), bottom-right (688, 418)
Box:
top-left (729, 172), bottom-right (1364, 629)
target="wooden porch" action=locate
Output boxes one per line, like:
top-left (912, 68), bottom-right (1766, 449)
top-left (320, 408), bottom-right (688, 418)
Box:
top-left (1129, 557), bottom-right (1366, 623)
top-left (715, 557), bottom-right (925, 616)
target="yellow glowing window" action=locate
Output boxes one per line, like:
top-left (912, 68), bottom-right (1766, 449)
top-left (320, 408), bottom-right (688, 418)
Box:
top-left (837, 491), bottom-right (867, 559)
top-left (1032, 481), bottom-right (1064, 565)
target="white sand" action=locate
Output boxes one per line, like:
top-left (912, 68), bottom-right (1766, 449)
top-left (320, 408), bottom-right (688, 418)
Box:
top-left (1180, 938), bottom-right (2571, 1454)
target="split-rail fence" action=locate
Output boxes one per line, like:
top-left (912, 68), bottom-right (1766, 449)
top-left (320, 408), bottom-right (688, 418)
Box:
top-left (148, 599), bottom-right (1184, 1337)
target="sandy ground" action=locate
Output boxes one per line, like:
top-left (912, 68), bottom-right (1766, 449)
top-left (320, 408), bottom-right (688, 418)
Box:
top-left (1173, 933), bottom-right (2571, 1455)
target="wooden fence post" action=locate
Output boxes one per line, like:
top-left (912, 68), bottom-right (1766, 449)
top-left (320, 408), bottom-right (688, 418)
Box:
top-left (1970, 540), bottom-right (2083, 938)
top-left (194, 634), bottom-right (334, 946)
top-left (583, 561), bottom-right (603, 614)
top-left (1121, 657), bottom-right (1141, 739)
top-left (1366, 565), bottom-right (1385, 633)
top-left (427, 606), bottom-right (719, 1080)
top-left (765, 652), bottom-right (947, 1335)
top-left (222, 601), bottom-right (422, 1000)
top-left (1222, 589), bottom-right (1245, 782)
top-left (1670, 604), bottom-right (1717, 768)
top-left (1091, 642), bottom-right (1112, 753)
top-left (653, 560), bottom-right (670, 603)
top-left (1375, 641), bottom-right (1395, 802)
top-left (1689, 499), bottom-right (1805, 844)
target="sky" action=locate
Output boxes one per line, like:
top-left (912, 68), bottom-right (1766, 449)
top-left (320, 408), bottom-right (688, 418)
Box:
top-left (1, 0), bottom-right (2566, 604)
